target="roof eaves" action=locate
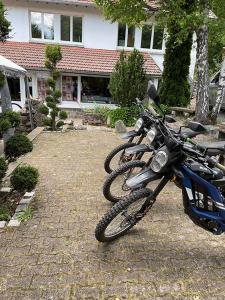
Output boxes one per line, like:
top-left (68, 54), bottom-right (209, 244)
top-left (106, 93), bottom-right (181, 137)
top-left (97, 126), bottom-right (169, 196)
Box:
top-left (28, 0), bottom-right (96, 7)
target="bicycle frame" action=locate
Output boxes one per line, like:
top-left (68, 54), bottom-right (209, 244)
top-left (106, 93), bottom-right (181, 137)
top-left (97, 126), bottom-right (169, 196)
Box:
top-left (181, 165), bottom-right (225, 234)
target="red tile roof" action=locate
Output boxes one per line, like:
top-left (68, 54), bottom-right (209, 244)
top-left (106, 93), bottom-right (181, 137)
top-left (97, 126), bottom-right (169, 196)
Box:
top-left (0, 42), bottom-right (161, 76)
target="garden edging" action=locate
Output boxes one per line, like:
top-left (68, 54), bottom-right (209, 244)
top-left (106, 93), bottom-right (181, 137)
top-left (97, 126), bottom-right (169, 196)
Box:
top-left (0, 189), bottom-right (35, 228)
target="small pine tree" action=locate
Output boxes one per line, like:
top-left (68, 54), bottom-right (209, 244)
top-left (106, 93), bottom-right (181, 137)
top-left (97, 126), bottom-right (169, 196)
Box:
top-left (39, 45), bottom-right (67, 130)
top-left (109, 50), bottom-right (147, 107)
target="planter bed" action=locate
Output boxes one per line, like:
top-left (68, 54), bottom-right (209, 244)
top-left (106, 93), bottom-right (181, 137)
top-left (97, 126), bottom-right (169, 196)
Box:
top-left (82, 113), bottom-right (107, 126)
top-left (0, 187), bottom-right (35, 228)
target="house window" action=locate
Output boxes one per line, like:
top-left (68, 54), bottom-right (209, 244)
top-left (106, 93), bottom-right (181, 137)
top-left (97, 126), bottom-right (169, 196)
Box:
top-left (73, 17), bottom-right (82, 43)
top-left (7, 77), bottom-right (20, 101)
top-left (141, 24), bottom-right (164, 50)
top-left (44, 13), bottom-right (54, 40)
top-left (141, 25), bottom-right (152, 49)
top-left (31, 12), bottom-right (42, 39)
top-left (127, 27), bottom-right (135, 47)
top-left (31, 12), bottom-right (54, 40)
top-left (61, 16), bottom-right (70, 41)
top-left (153, 26), bottom-right (164, 50)
top-left (117, 24), bottom-right (135, 48)
top-left (81, 77), bottom-right (112, 104)
top-left (60, 15), bottom-right (82, 43)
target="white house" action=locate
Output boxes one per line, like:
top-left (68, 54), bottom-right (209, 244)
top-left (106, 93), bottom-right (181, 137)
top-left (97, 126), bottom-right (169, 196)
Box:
top-left (0, 0), bottom-right (196, 109)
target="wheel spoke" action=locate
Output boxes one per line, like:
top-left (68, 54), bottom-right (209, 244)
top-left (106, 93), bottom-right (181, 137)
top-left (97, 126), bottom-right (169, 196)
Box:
top-left (104, 197), bottom-right (147, 238)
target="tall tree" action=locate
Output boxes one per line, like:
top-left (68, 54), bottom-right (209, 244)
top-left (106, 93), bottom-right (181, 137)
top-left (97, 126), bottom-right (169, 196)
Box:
top-left (0, 1), bottom-right (11, 88)
top-left (209, 0), bottom-right (225, 74)
top-left (95, 0), bottom-right (224, 122)
top-left (0, 1), bottom-right (10, 42)
top-left (195, 0), bottom-right (210, 123)
top-left (96, 0), bottom-right (195, 109)
top-left (210, 55), bottom-right (225, 122)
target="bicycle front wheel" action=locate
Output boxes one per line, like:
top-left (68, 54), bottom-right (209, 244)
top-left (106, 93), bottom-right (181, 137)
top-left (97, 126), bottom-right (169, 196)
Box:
top-left (95, 188), bottom-right (151, 242)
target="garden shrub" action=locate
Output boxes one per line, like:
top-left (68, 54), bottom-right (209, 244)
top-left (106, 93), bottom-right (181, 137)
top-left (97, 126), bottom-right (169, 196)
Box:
top-left (109, 50), bottom-right (147, 107)
top-left (38, 104), bottom-right (49, 116)
top-left (1, 110), bottom-right (21, 127)
top-left (0, 110), bottom-right (21, 138)
top-left (108, 106), bottom-right (139, 128)
top-left (0, 118), bottom-right (11, 135)
top-left (43, 117), bottom-right (52, 127)
top-left (0, 157), bottom-right (7, 182)
top-left (59, 110), bottom-right (68, 120)
top-left (5, 134), bottom-right (33, 159)
top-left (0, 204), bottom-right (11, 221)
top-left (150, 103), bottom-right (172, 116)
top-left (11, 165), bottom-right (39, 192)
top-left (93, 105), bottom-right (112, 117)
top-left (56, 120), bottom-right (64, 128)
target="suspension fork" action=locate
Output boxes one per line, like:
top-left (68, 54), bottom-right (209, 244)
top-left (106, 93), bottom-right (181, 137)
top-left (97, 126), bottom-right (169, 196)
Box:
top-left (140, 176), bottom-right (171, 213)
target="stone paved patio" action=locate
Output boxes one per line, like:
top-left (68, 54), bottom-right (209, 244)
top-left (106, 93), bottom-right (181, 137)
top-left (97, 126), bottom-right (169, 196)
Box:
top-left (1, 130), bottom-right (225, 299)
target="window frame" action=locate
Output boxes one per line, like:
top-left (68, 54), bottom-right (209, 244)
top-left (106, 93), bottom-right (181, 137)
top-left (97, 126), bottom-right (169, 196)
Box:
top-left (117, 23), bottom-right (136, 49)
top-left (30, 11), bottom-right (55, 42)
top-left (60, 15), bottom-right (83, 44)
top-left (29, 11), bottom-right (83, 46)
top-left (140, 23), bottom-right (165, 53)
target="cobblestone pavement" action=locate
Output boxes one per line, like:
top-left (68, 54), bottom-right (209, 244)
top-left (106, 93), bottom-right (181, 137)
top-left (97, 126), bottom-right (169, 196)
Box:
top-left (1, 130), bottom-right (225, 300)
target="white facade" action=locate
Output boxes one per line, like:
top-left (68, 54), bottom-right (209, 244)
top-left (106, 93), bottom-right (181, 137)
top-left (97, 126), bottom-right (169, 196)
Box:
top-left (2, 0), bottom-right (197, 109)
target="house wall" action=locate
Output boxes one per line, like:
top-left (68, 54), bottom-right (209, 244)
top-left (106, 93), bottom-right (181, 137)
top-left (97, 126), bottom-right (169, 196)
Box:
top-left (3, 0), bottom-right (197, 109)
top-left (4, 0), bottom-right (197, 81)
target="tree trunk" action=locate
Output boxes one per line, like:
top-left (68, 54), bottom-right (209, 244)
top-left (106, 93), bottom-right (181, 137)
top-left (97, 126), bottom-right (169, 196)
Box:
top-left (210, 57), bottom-right (225, 123)
top-left (195, 2), bottom-right (210, 124)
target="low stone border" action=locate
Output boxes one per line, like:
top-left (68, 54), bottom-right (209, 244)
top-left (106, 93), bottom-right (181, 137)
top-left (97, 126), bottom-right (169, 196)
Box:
top-left (27, 127), bottom-right (45, 142)
top-left (0, 188), bottom-right (35, 228)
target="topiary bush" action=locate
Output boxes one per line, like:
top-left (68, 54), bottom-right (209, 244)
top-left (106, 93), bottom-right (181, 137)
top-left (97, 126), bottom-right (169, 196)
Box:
top-left (108, 106), bottom-right (139, 128)
top-left (39, 45), bottom-right (68, 130)
top-left (11, 165), bottom-right (39, 192)
top-left (5, 134), bottom-right (33, 160)
top-left (0, 157), bottom-right (7, 182)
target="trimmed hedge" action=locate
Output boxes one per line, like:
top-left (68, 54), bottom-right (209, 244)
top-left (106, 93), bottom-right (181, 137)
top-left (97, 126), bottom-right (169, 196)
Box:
top-left (11, 165), bottom-right (39, 192)
top-left (5, 134), bottom-right (33, 159)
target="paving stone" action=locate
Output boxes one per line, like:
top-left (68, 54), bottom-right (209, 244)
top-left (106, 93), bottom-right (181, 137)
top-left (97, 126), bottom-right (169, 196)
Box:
top-left (24, 192), bottom-right (35, 198)
top-left (0, 221), bottom-right (6, 228)
top-left (7, 219), bottom-right (21, 227)
top-left (15, 204), bottom-right (28, 213)
top-left (20, 197), bottom-right (33, 205)
top-left (0, 187), bottom-right (12, 193)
